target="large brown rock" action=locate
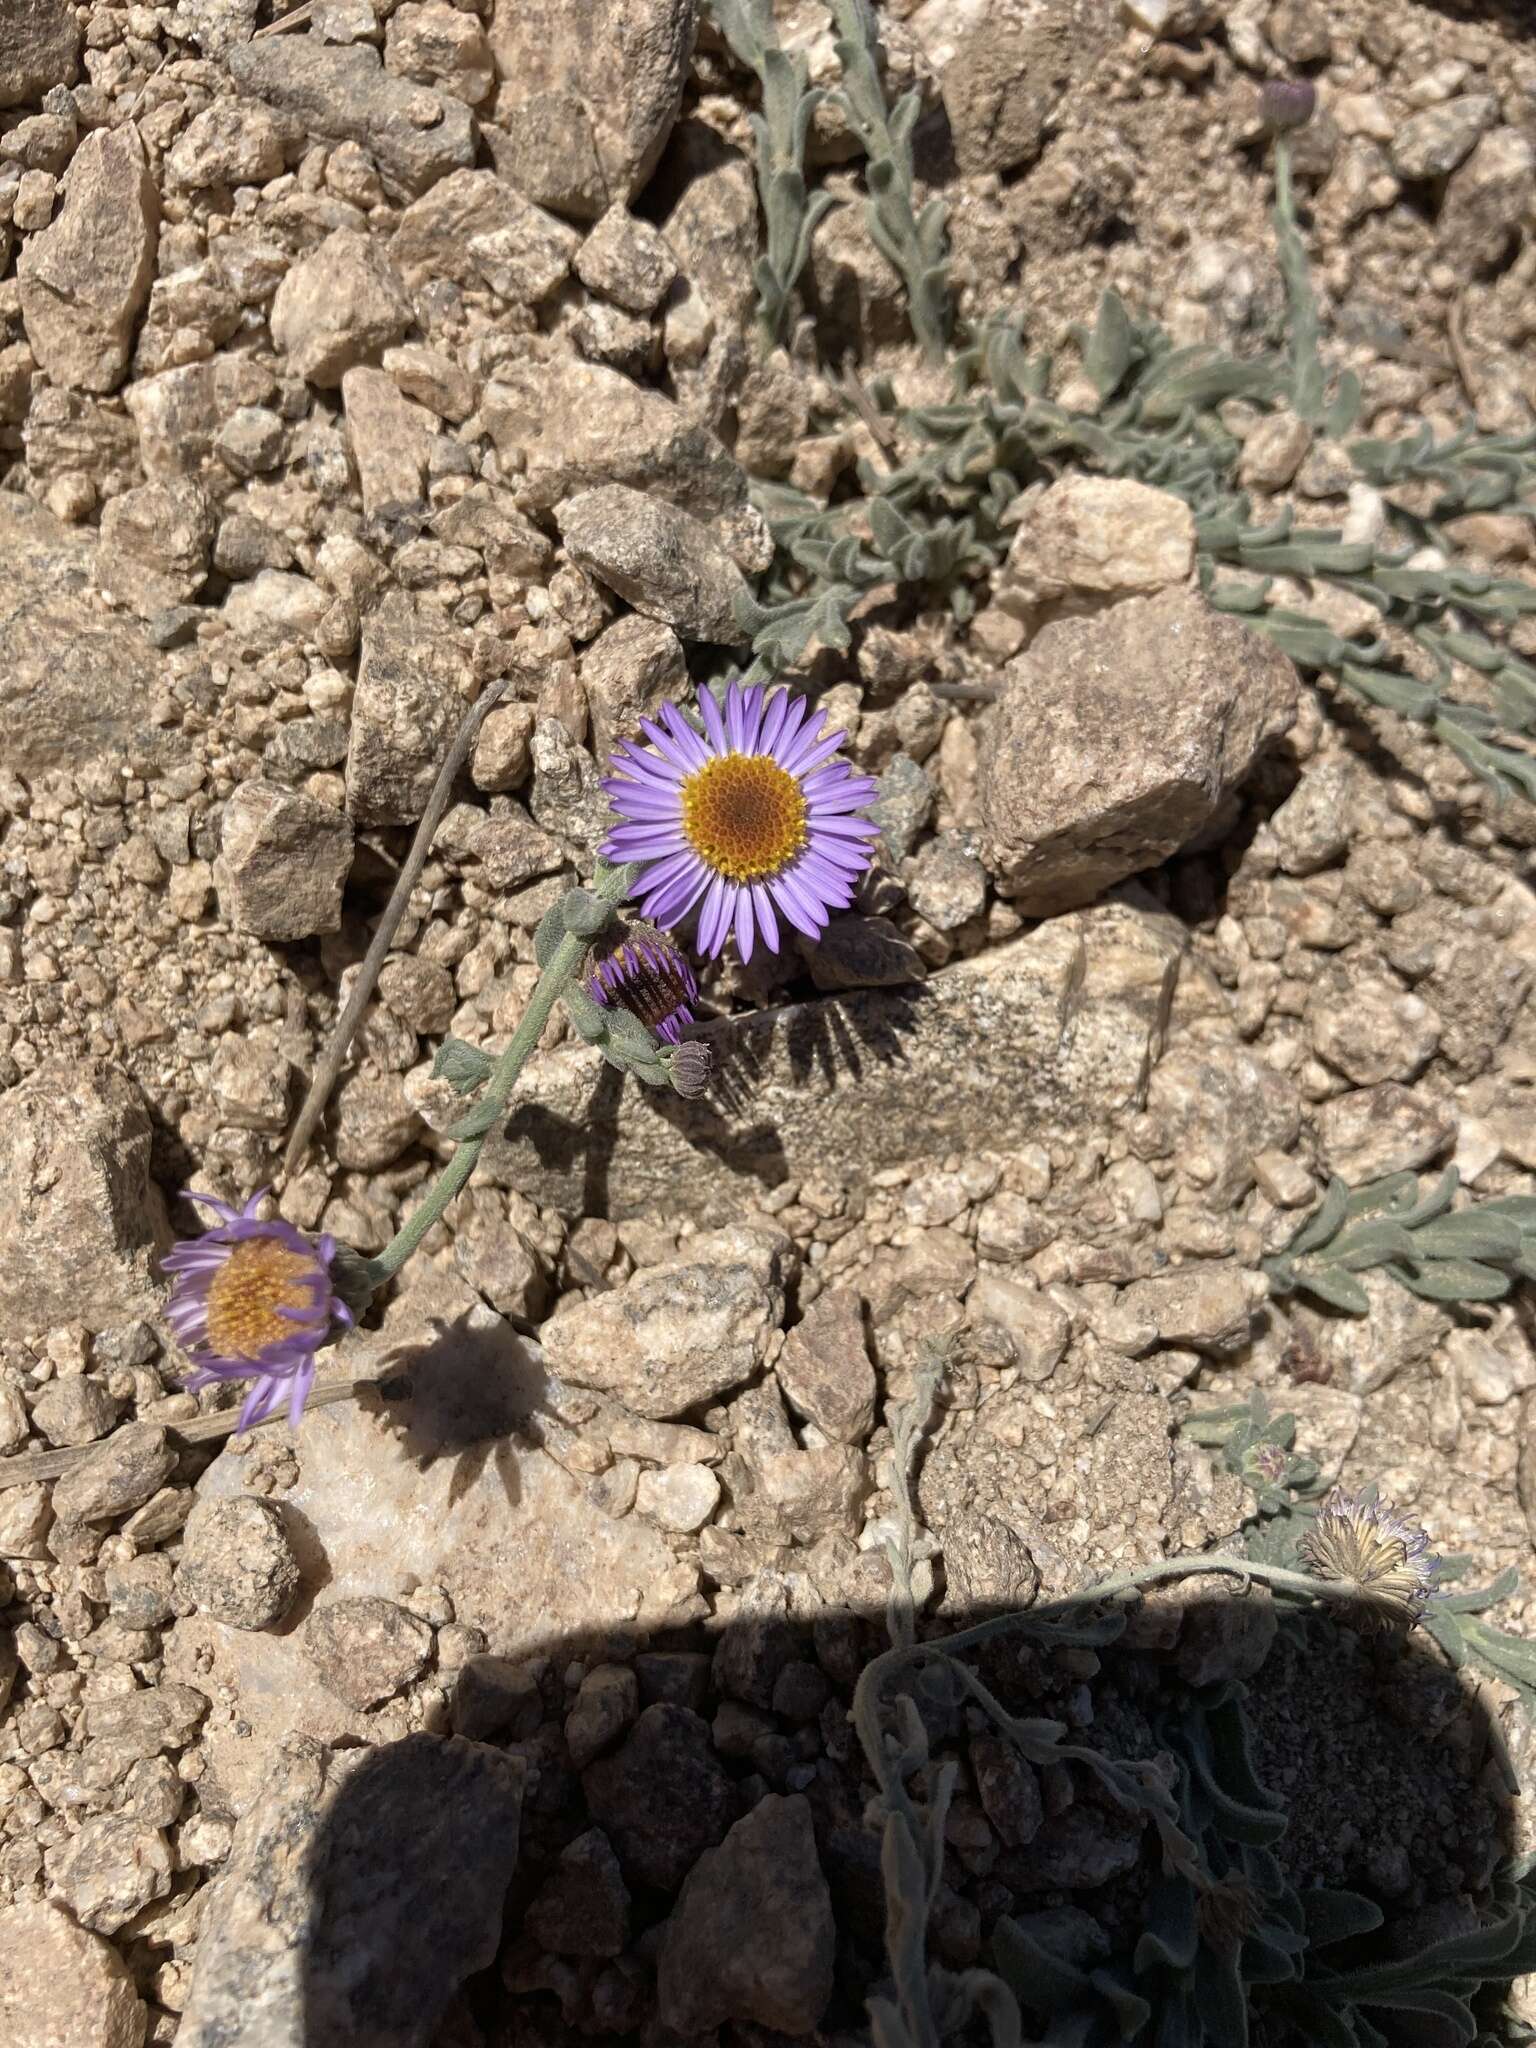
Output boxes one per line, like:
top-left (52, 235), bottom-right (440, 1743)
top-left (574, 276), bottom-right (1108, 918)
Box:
top-left (178, 1733), bottom-right (524, 2048)
top-left (473, 896), bottom-right (1183, 1220)
top-left (481, 353), bottom-right (745, 514)
top-left (345, 594), bottom-right (478, 825)
top-left (540, 1223), bottom-right (787, 1420)
top-left (554, 484), bottom-right (748, 641)
top-left (215, 779), bottom-right (354, 941)
top-left (95, 479), bottom-right (216, 616)
top-left (0, 495), bottom-right (166, 774)
top-left (487, 0), bottom-right (696, 209)
top-left (656, 1793), bottom-right (835, 2035)
top-left (18, 128), bottom-right (157, 393)
top-left (978, 588), bottom-right (1297, 913)
top-left (393, 169), bottom-right (578, 297)
top-left (0, 1062), bottom-right (169, 1339)
top-left (942, 3), bottom-right (1082, 177)
top-left (227, 40), bottom-right (475, 200)
top-left (269, 229), bottom-right (411, 388)
top-left (0, 0), bottom-right (79, 107)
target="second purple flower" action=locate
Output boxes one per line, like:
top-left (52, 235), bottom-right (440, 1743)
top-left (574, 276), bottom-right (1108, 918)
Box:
top-left (600, 681), bottom-right (880, 962)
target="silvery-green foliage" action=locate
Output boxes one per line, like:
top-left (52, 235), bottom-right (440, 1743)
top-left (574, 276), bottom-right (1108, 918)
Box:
top-left (1263, 1167), bottom-right (1536, 1314)
top-left (1181, 1390), bottom-right (1323, 1518)
top-left (1183, 1398), bottom-right (1536, 1772)
top-left (729, 97), bottom-right (1536, 795)
top-left (707, 0), bottom-right (834, 349)
top-left (1421, 1563), bottom-right (1536, 1733)
top-left (827, 0), bottom-right (950, 362)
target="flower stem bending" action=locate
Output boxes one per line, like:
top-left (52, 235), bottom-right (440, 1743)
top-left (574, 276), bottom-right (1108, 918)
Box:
top-left (354, 863), bottom-right (633, 1295)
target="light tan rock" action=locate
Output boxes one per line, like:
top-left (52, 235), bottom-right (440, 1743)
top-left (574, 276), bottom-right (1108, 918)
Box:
top-left (215, 779), bottom-right (354, 941)
top-left (978, 587), bottom-right (1297, 914)
top-left (486, 0), bottom-right (695, 206)
top-left (481, 353), bottom-right (745, 514)
top-left (341, 367), bottom-right (434, 520)
top-left (0, 0), bottom-right (80, 109)
top-left (17, 127), bottom-right (157, 393)
top-left (345, 593), bottom-right (477, 825)
top-left (0, 1903), bottom-right (146, 2047)
top-left (164, 1265), bottom-right (677, 1813)
top-left (996, 476), bottom-right (1196, 612)
top-left (270, 229), bottom-right (411, 389)
top-left (541, 1225), bottom-right (788, 1419)
top-left (393, 169), bottom-right (577, 295)
top-left (0, 1063), bottom-right (169, 1339)
top-left (0, 494), bottom-right (165, 774)
top-left (554, 484), bottom-right (747, 641)
top-left (95, 479), bottom-right (215, 616)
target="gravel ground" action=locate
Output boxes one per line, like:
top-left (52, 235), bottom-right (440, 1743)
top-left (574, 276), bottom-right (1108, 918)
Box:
top-left (2, 0), bottom-right (1536, 2042)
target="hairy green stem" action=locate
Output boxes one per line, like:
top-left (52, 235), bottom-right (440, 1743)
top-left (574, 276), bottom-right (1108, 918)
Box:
top-left (357, 870), bottom-right (629, 1291)
top-left (1272, 136), bottom-right (1324, 423)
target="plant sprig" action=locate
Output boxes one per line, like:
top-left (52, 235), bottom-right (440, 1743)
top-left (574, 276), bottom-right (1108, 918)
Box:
top-left (1263, 1167), bottom-right (1536, 1315)
top-left (708, 0), bottom-right (833, 351)
top-left (827, 0), bottom-right (949, 363)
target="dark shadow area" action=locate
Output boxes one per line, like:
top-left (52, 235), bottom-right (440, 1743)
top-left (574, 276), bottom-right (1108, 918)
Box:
top-left (185, 1554), bottom-right (1527, 2047)
top-left (704, 978), bottom-right (929, 1115)
top-left (497, 978), bottom-right (924, 1222)
top-left (1410, 0), bottom-right (1536, 34)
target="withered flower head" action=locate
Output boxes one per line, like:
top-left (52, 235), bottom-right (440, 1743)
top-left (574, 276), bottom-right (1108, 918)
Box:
top-left (1298, 1486), bottom-right (1440, 1629)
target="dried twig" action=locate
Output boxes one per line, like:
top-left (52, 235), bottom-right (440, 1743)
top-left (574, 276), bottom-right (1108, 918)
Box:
top-left (837, 358), bottom-right (899, 464)
top-left (282, 675), bottom-right (511, 1180)
top-left (254, 1), bottom-right (315, 36)
top-left (1448, 290), bottom-right (1483, 413)
top-left (0, 1372), bottom-right (407, 1491)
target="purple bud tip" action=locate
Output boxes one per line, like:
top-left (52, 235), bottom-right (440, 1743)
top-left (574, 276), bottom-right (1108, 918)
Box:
top-left (1261, 78), bottom-right (1317, 132)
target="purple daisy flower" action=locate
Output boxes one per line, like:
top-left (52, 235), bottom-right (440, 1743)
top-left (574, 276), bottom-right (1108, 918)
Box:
top-left (586, 921), bottom-right (698, 1044)
top-left (161, 1189), bottom-right (353, 1431)
top-left (600, 680), bottom-right (880, 962)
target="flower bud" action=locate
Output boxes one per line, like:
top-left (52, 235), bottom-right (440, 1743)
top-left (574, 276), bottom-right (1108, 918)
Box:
top-left (1260, 78), bottom-right (1317, 133)
top-left (665, 1039), bottom-right (714, 1100)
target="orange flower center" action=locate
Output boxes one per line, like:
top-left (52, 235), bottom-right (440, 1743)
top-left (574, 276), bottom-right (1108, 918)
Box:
top-left (680, 753), bottom-right (807, 882)
top-left (204, 1238), bottom-right (316, 1358)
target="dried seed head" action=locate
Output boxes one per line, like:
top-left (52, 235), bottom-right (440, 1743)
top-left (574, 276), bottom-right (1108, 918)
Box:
top-left (1299, 1486), bottom-right (1440, 1629)
top-left (1196, 1874), bottom-right (1264, 1954)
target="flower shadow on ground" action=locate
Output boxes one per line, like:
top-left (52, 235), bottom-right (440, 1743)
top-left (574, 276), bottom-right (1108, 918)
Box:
top-left (175, 1588), bottom-right (1524, 2048)
top-left (499, 980), bottom-right (926, 1219)
top-left (361, 1307), bottom-right (549, 1514)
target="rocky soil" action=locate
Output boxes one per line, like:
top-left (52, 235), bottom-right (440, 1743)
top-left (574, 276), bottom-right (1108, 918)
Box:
top-left (1, 0), bottom-right (1536, 2043)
